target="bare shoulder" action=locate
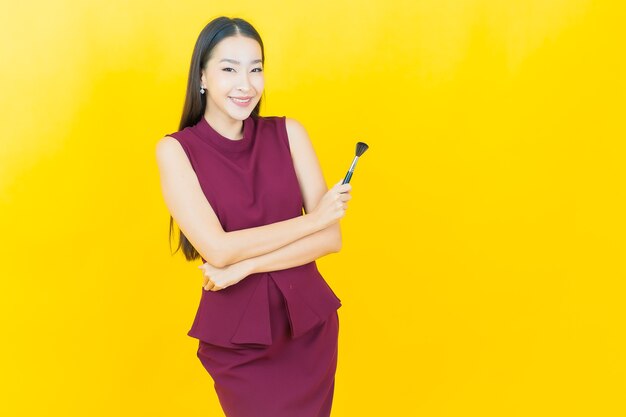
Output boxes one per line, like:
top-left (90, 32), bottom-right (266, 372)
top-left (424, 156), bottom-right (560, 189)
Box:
top-left (155, 135), bottom-right (186, 163)
top-left (156, 135), bottom-right (181, 152)
top-left (284, 117), bottom-right (311, 148)
top-left (285, 117), bottom-right (306, 131)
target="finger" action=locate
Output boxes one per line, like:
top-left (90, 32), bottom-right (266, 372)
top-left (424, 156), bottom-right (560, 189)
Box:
top-left (200, 269), bottom-right (209, 284)
top-left (204, 280), bottom-right (215, 291)
top-left (210, 285), bottom-right (223, 292)
top-left (340, 183), bottom-right (352, 192)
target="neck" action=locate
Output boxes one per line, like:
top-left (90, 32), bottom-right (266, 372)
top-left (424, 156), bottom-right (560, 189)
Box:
top-left (203, 111), bottom-right (245, 141)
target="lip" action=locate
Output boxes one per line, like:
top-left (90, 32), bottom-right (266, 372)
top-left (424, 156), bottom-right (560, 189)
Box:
top-left (230, 96), bottom-right (253, 100)
top-left (229, 96), bottom-right (254, 107)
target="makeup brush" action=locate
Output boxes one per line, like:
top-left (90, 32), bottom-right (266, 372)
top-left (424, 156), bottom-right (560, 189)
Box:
top-left (341, 142), bottom-right (369, 184)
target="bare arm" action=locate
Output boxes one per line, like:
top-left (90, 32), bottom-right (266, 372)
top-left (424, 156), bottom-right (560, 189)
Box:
top-left (242, 222), bottom-right (341, 275)
top-left (156, 137), bottom-right (326, 268)
top-left (199, 223), bottom-right (341, 291)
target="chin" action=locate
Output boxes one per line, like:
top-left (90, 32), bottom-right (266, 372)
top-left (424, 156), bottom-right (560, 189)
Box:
top-left (228, 108), bottom-right (255, 120)
top-left (227, 112), bottom-right (250, 121)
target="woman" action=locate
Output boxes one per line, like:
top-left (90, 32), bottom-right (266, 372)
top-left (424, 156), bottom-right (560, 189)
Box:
top-left (155, 16), bottom-right (352, 417)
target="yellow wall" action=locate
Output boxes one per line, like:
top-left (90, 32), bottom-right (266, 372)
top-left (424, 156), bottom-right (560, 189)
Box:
top-left (1, 0), bottom-right (624, 415)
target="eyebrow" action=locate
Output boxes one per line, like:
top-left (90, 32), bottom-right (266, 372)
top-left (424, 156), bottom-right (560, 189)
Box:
top-left (219, 58), bottom-right (263, 65)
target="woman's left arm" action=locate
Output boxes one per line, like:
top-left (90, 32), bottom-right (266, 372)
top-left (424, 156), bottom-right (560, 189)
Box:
top-left (246, 221), bottom-right (340, 273)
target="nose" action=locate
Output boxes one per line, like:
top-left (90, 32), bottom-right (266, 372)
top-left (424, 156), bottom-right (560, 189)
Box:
top-left (238, 71), bottom-right (252, 92)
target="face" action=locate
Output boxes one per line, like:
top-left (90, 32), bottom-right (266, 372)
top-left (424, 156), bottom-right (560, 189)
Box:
top-left (201, 35), bottom-right (264, 122)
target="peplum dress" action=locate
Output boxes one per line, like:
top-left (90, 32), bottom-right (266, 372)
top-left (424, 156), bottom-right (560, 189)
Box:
top-left (166, 114), bottom-right (342, 417)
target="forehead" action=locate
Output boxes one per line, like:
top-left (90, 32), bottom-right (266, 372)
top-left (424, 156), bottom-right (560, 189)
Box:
top-left (211, 36), bottom-right (262, 62)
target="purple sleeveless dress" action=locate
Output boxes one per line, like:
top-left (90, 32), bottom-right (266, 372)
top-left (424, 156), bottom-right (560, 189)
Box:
top-left (166, 115), bottom-right (342, 417)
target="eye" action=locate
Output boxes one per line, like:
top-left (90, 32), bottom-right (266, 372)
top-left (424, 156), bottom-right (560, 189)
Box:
top-left (253, 68), bottom-right (263, 72)
top-left (222, 67), bottom-right (235, 72)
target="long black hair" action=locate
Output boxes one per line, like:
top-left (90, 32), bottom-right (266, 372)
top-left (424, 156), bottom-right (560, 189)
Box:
top-left (169, 16), bottom-right (266, 261)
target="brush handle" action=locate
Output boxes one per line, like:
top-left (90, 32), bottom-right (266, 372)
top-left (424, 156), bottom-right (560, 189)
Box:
top-left (342, 171), bottom-right (353, 184)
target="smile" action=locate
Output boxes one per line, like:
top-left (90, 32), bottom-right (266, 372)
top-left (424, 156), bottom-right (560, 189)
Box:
top-left (230, 97), bottom-right (253, 106)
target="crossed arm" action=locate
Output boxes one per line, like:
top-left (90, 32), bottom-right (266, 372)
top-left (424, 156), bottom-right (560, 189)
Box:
top-left (227, 221), bottom-right (341, 276)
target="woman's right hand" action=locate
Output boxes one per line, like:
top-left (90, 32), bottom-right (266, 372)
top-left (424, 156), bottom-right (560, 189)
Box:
top-left (310, 180), bottom-right (352, 229)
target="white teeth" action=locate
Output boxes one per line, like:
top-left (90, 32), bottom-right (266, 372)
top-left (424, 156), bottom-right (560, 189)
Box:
top-left (231, 97), bottom-right (251, 103)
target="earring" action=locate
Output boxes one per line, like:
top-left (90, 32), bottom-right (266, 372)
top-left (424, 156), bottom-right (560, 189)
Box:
top-left (200, 86), bottom-right (205, 94)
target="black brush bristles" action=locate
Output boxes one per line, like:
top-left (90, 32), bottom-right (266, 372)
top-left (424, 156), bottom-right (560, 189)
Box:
top-left (356, 142), bottom-right (369, 157)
